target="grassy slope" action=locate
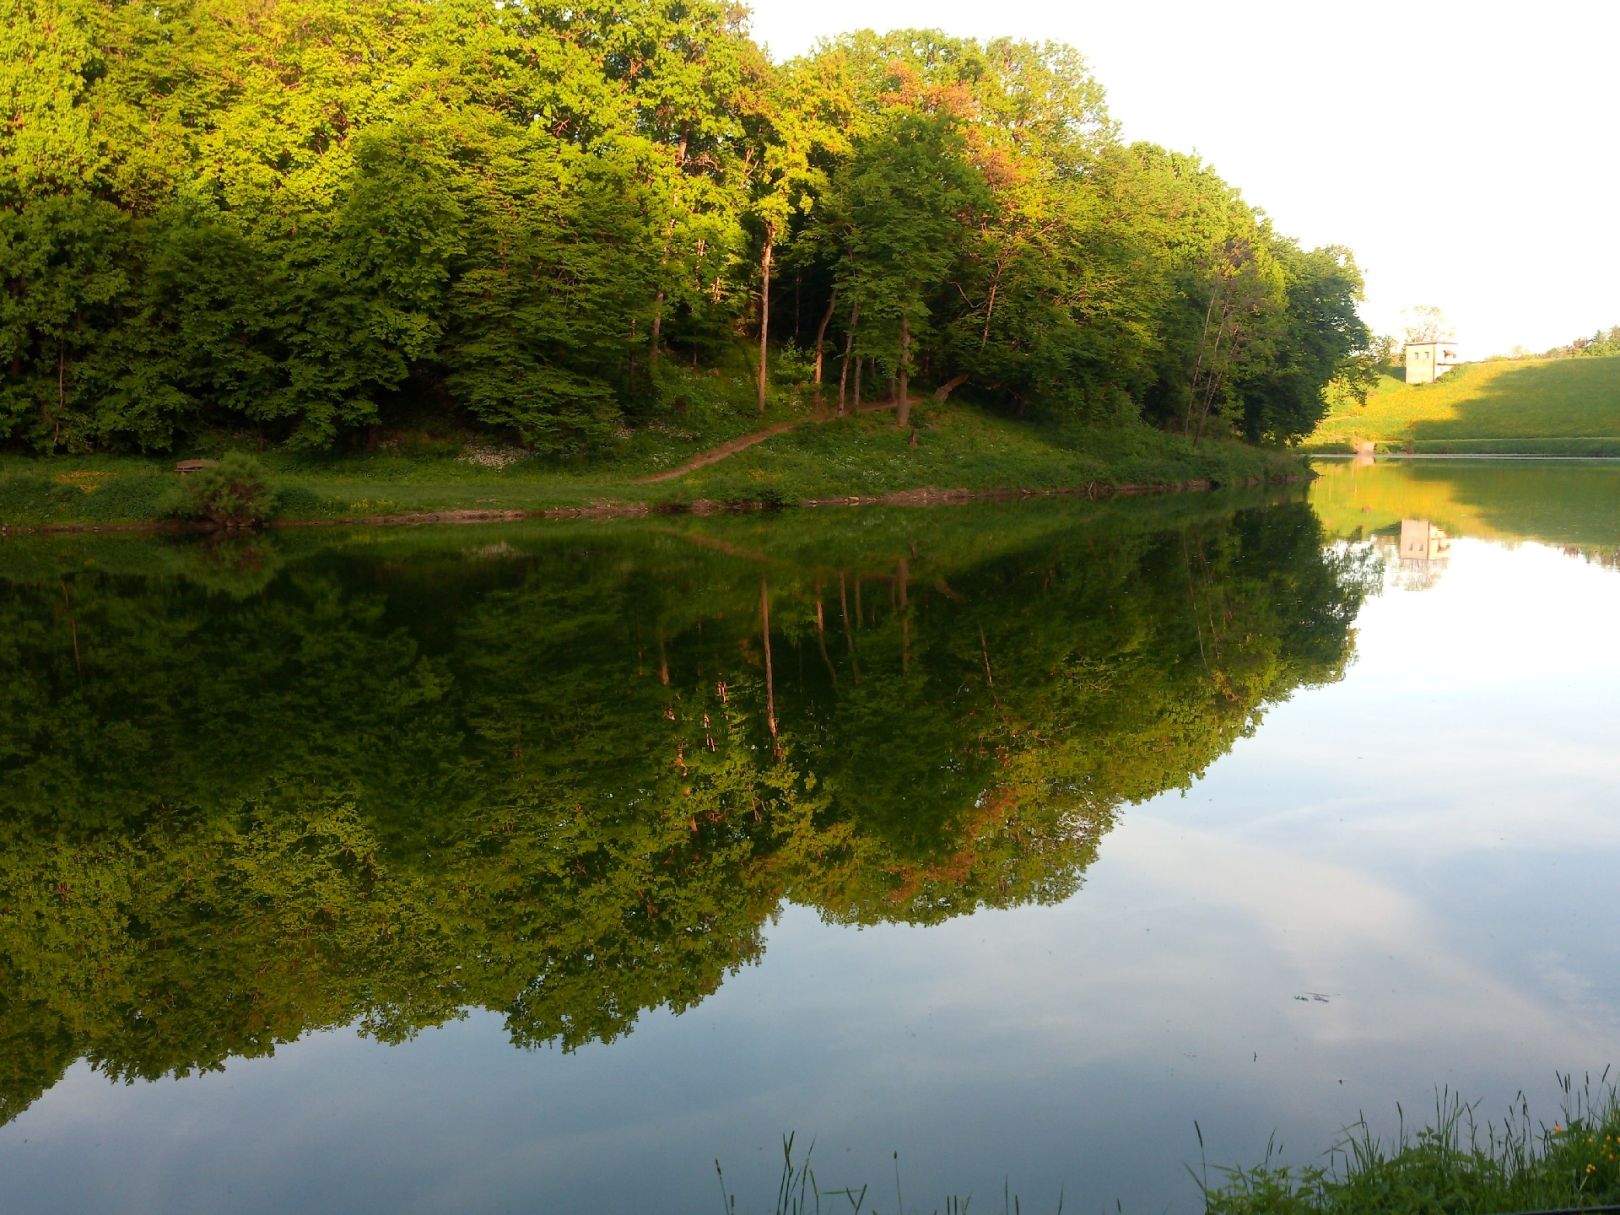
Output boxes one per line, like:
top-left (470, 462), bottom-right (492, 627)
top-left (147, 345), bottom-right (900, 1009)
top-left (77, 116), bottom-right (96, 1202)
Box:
top-left (1307, 356), bottom-right (1620, 453)
top-left (0, 401), bottom-right (1305, 530)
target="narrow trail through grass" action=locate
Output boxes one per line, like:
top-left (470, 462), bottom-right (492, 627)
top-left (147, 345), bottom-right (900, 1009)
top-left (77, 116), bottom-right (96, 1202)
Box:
top-left (636, 400), bottom-right (903, 483)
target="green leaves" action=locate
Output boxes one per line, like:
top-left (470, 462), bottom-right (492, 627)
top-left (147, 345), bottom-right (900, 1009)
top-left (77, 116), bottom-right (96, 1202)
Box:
top-left (0, 2), bottom-right (1365, 455)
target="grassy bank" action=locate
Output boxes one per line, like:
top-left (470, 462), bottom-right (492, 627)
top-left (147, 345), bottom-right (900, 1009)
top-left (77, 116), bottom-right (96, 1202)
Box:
top-left (1199, 1078), bottom-right (1620, 1215)
top-left (0, 402), bottom-right (1306, 531)
top-left (1307, 356), bottom-right (1620, 454)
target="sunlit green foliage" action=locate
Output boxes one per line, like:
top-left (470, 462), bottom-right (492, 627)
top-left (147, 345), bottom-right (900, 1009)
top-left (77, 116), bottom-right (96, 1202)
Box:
top-left (0, 2), bottom-right (1366, 454)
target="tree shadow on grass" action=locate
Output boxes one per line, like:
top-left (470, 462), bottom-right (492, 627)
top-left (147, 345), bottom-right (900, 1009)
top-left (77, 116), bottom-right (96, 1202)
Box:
top-left (1408, 357), bottom-right (1620, 445)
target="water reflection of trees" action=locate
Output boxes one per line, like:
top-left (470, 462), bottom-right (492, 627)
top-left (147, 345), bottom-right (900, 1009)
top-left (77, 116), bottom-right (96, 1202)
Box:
top-left (0, 503), bottom-right (1372, 1124)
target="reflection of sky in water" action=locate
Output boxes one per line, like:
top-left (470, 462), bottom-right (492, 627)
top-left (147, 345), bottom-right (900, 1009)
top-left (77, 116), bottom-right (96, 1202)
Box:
top-left (5, 538), bottom-right (1620, 1215)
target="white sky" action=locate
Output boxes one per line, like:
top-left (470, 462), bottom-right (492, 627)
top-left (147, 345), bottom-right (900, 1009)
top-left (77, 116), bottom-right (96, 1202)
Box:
top-left (745, 0), bottom-right (1620, 357)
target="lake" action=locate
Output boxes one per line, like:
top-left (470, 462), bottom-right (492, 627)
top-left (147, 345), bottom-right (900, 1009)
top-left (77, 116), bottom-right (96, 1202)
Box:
top-left (2, 458), bottom-right (1617, 1213)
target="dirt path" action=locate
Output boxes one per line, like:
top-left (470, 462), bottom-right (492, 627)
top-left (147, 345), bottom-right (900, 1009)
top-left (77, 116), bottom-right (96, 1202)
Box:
top-left (637, 419), bottom-right (801, 483)
top-left (636, 400), bottom-right (902, 484)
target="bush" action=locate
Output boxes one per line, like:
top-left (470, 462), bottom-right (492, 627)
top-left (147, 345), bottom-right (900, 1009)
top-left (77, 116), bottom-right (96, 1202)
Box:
top-left (163, 453), bottom-right (278, 529)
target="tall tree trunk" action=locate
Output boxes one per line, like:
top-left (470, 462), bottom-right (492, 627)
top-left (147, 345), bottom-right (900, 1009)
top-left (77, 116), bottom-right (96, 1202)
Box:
top-left (649, 134), bottom-right (689, 371)
top-left (1186, 286), bottom-right (1222, 435)
top-left (981, 269), bottom-right (1003, 352)
top-left (812, 285), bottom-right (838, 393)
top-left (756, 231), bottom-right (773, 415)
top-left (649, 288), bottom-right (666, 368)
top-left (837, 298), bottom-right (860, 415)
top-left (853, 357), bottom-right (863, 411)
top-left (1190, 313), bottom-right (1229, 441)
top-left (55, 344), bottom-right (65, 447)
top-left (896, 310), bottom-right (911, 428)
top-left (1193, 306), bottom-right (1236, 447)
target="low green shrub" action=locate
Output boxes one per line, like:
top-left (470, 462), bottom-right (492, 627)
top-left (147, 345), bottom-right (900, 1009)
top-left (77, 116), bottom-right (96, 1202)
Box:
top-left (163, 453), bottom-right (279, 529)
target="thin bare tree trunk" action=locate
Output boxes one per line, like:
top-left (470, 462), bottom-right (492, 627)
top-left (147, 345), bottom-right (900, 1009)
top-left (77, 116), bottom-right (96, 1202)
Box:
top-left (1186, 284), bottom-right (1222, 434)
top-left (897, 311), bottom-right (911, 428)
top-left (1193, 307), bottom-right (1236, 446)
top-left (812, 285), bottom-right (838, 390)
top-left (837, 298), bottom-right (860, 415)
top-left (649, 134), bottom-right (688, 370)
top-left (756, 232), bottom-right (773, 415)
top-left (1191, 302), bottom-right (1231, 444)
top-left (980, 276), bottom-right (999, 352)
top-left (650, 288), bottom-right (666, 367)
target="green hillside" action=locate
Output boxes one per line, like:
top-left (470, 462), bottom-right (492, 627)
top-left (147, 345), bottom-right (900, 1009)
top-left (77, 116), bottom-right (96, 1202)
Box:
top-left (1308, 356), bottom-right (1620, 454)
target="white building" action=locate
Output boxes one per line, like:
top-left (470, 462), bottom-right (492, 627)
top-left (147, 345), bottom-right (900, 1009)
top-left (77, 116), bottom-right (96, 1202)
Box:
top-left (1404, 340), bottom-right (1461, 384)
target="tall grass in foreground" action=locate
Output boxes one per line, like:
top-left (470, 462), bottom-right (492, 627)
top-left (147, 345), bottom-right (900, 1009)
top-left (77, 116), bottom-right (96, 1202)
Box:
top-left (716, 1134), bottom-right (1028, 1215)
top-left (1199, 1071), bottom-right (1620, 1215)
top-left (719, 1073), bottom-right (1620, 1215)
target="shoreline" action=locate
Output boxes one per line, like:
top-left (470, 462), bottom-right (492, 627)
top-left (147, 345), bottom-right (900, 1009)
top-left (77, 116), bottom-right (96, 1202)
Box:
top-left (0, 473), bottom-right (1300, 538)
top-left (0, 473), bottom-right (1302, 541)
top-left (0, 408), bottom-right (1317, 536)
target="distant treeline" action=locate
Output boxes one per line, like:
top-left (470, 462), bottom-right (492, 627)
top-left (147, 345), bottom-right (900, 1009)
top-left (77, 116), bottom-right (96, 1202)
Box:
top-left (1, 1), bottom-right (1369, 454)
top-left (1541, 326), bottom-right (1620, 360)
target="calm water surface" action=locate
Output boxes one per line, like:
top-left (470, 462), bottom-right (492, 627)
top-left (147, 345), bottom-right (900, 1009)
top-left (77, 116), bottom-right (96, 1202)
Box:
top-left (2, 459), bottom-right (1618, 1213)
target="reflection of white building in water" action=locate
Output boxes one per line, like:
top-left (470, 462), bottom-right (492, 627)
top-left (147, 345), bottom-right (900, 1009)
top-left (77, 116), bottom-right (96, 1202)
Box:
top-left (1371, 519), bottom-right (1452, 591)
top-left (1398, 519), bottom-right (1451, 565)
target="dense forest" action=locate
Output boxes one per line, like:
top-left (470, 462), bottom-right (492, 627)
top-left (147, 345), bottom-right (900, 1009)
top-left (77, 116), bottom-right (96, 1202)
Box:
top-left (1, 0), bottom-right (1370, 455)
top-left (0, 502), bottom-right (1375, 1122)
